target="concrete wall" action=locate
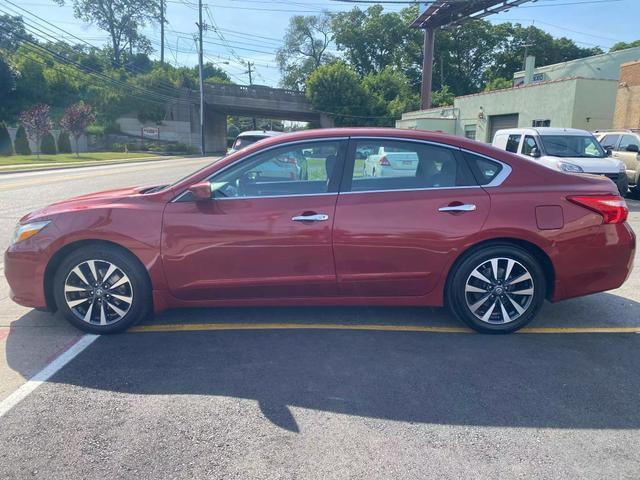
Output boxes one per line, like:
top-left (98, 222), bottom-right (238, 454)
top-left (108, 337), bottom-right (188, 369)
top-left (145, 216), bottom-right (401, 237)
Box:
top-left (116, 115), bottom-right (199, 147)
top-left (614, 60), bottom-right (640, 129)
top-left (397, 78), bottom-right (618, 142)
top-left (513, 47), bottom-right (640, 85)
top-left (7, 128), bottom-right (88, 153)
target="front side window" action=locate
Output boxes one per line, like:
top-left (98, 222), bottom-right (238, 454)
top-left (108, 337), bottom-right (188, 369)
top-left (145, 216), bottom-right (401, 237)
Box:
top-left (539, 135), bottom-right (605, 158)
top-left (522, 136), bottom-right (540, 157)
top-left (209, 141), bottom-right (342, 198)
top-left (349, 140), bottom-right (475, 192)
top-left (506, 134), bottom-right (521, 153)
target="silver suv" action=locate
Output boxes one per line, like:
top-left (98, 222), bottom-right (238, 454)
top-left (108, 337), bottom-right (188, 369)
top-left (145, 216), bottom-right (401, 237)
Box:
top-left (595, 130), bottom-right (640, 195)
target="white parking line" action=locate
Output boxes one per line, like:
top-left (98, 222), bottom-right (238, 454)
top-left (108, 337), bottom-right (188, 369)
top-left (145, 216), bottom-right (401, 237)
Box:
top-left (0, 334), bottom-right (99, 418)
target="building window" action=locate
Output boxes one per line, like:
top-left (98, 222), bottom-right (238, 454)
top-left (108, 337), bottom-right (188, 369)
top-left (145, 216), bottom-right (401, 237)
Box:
top-left (464, 125), bottom-right (476, 140)
top-left (532, 119), bottom-right (551, 127)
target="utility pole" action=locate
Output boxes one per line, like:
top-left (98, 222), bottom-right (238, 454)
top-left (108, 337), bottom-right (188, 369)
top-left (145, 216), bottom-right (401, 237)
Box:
top-left (246, 61), bottom-right (257, 129)
top-left (160, 0), bottom-right (165, 65)
top-left (197, 0), bottom-right (205, 155)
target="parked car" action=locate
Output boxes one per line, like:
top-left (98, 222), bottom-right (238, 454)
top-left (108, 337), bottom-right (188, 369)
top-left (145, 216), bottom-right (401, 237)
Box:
top-left (362, 144), bottom-right (419, 177)
top-left (5, 128), bottom-right (635, 335)
top-left (492, 127), bottom-right (628, 195)
top-left (594, 130), bottom-right (640, 195)
top-left (228, 130), bottom-right (282, 154)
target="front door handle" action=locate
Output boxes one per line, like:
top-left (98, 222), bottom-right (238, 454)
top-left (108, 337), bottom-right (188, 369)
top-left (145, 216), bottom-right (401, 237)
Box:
top-left (292, 213), bottom-right (329, 222)
top-left (438, 204), bottom-right (477, 213)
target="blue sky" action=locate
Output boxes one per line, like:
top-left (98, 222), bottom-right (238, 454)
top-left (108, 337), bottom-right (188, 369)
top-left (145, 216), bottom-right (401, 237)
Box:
top-left (5, 0), bottom-right (640, 87)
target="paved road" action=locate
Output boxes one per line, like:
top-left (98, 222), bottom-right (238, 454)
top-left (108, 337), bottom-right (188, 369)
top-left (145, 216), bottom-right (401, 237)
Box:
top-left (0, 161), bottom-right (639, 479)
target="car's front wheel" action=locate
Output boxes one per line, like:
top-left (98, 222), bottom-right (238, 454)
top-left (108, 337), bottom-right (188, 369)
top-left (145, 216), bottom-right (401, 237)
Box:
top-left (53, 244), bottom-right (151, 334)
top-left (447, 244), bottom-right (546, 333)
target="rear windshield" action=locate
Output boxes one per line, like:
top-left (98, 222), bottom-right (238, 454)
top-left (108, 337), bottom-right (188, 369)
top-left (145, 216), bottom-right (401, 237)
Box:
top-left (233, 135), bottom-right (267, 150)
top-left (539, 135), bottom-right (605, 158)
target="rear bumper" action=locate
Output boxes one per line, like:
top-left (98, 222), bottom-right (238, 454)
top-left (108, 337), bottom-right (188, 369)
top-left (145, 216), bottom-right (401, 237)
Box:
top-left (4, 248), bottom-right (48, 309)
top-left (552, 222), bottom-right (636, 301)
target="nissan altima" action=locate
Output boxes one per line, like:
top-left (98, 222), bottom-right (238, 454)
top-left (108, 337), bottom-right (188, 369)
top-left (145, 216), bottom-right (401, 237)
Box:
top-left (4, 128), bottom-right (636, 334)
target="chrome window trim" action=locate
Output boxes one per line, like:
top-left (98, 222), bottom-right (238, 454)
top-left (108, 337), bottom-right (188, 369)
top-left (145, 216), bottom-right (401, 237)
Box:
top-left (458, 148), bottom-right (512, 187)
top-left (215, 192), bottom-right (337, 201)
top-left (171, 137), bottom-right (348, 202)
top-left (340, 186), bottom-right (482, 195)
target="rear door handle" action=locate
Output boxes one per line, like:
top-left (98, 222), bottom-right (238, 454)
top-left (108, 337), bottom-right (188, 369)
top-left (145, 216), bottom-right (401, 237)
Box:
top-left (292, 214), bottom-right (329, 222)
top-left (438, 204), bottom-right (477, 213)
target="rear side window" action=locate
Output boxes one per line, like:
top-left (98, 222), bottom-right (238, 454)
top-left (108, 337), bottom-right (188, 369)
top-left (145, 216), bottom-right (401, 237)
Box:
top-left (599, 134), bottom-right (620, 149)
top-left (464, 152), bottom-right (504, 186)
top-left (619, 134), bottom-right (640, 151)
top-left (348, 140), bottom-right (476, 192)
top-left (506, 134), bottom-right (521, 153)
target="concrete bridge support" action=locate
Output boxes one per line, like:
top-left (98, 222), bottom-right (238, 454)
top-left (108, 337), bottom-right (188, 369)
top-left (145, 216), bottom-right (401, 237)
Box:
top-left (204, 109), bottom-right (228, 154)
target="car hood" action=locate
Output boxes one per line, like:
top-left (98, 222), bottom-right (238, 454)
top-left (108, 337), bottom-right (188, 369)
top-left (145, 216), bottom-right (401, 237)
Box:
top-left (540, 155), bottom-right (622, 173)
top-left (20, 185), bottom-right (154, 223)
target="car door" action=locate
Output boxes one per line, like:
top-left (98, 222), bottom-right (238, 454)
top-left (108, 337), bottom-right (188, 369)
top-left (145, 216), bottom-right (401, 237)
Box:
top-left (614, 134), bottom-right (640, 185)
top-left (332, 138), bottom-right (492, 297)
top-left (161, 139), bottom-right (346, 301)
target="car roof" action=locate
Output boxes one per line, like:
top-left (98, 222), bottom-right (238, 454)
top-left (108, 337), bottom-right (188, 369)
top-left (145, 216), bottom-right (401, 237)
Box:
top-left (494, 127), bottom-right (594, 137)
top-left (236, 130), bottom-right (283, 138)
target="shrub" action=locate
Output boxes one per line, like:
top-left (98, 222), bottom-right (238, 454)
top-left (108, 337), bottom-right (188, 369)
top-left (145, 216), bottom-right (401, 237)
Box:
top-left (14, 125), bottom-right (31, 155)
top-left (0, 122), bottom-right (13, 156)
top-left (58, 131), bottom-right (72, 153)
top-left (40, 132), bottom-right (57, 154)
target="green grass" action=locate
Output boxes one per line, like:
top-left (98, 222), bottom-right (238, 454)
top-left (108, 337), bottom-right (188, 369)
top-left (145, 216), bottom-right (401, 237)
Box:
top-left (0, 152), bottom-right (159, 167)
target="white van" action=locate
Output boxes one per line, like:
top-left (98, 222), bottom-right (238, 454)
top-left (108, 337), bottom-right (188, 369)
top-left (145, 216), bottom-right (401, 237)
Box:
top-left (492, 127), bottom-right (628, 195)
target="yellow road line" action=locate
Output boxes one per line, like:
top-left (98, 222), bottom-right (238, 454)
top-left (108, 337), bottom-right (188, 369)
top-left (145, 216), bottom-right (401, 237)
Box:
top-left (0, 157), bottom-right (212, 191)
top-left (128, 323), bottom-right (640, 334)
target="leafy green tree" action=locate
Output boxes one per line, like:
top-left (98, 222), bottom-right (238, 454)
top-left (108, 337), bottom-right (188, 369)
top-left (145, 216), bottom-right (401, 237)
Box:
top-left (277, 13), bottom-right (335, 91)
top-left (484, 77), bottom-right (513, 92)
top-left (14, 125), bottom-right (31, 155)
top-left (54, 0), bottom-right (159, 66)
top-left (610, 40), bottom-right (640, 52)
top-left (0, 55), bottom-right (19, 120)
top-left (40, 131), bottom-right (57, 154)
top-left (362, 67), bottom-right (419, 125)
top-left (0, 122), bottom-right (13, 156)
top-left (430, 85), bottom-right (455, 108)
top-left (0, 14), bottom-right (35, 51)
top-left (306, 62), bottom-right (372, 126)
top-left (58, 131), bottom-right (72, 153)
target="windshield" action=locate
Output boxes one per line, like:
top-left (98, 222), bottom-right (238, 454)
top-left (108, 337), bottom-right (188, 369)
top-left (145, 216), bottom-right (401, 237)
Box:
top-left (539, 135), bottom-right (606, 158)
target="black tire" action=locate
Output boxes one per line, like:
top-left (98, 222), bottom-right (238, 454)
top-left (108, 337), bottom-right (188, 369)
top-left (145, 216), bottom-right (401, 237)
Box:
top-left (53, 244), bottom-right (151, 334)
top-left (446, 244), bottom-right (546, 334)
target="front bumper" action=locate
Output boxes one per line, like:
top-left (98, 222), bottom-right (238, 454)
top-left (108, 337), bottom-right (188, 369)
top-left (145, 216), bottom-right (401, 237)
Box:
top-left (4, 248), bottom-right (49, 309)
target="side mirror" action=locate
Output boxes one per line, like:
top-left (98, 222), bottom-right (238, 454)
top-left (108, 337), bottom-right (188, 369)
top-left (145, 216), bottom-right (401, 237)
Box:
top-left (604, 146), bottom-right (613, 156)
top-left (530, 147), bottom-right (541, 158)
top-left (187, 181), bottom-right (212, 201)
top-left (626, 144), bottom-right (639, 153)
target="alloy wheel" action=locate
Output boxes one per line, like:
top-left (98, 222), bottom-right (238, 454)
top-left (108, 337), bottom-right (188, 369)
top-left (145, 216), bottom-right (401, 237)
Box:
top-left (464, 257), bottom-right (535, 325)
top-left (63, 259), bottom-right (134, 325)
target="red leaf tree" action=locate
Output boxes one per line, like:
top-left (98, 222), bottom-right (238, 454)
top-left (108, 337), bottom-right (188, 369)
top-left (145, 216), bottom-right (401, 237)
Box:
top-left (60, 102), bottom-right (95, 157)
top-left (18, 104), bottom-right (53, 159)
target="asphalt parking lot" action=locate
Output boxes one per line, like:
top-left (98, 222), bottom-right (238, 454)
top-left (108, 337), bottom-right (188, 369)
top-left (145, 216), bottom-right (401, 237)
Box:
top-left (0, 161), bottom-right (639, 479)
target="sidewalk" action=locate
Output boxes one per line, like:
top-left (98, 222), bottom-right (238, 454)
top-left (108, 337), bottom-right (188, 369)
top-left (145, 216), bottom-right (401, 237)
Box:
top-left (0, 154), bottom-right (189, 174)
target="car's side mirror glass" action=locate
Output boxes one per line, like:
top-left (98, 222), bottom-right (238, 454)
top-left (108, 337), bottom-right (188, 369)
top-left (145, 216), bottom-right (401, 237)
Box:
top-left (187, 181), bottom-right (212, 201)
top-left (626, 144), bottom-right (639, 153)
top-left (530, 147), bottom-right (541, 158)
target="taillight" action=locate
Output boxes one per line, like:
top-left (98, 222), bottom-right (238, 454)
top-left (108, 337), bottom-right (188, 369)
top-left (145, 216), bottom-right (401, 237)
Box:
top-left (567, 195), bottom-right (628, 224)
top-left (379, 156), bottom-right (391, 166)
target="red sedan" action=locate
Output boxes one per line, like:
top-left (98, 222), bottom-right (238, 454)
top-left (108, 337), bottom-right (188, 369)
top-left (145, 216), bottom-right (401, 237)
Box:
top-left (4, 128), bottom-right (636, 334)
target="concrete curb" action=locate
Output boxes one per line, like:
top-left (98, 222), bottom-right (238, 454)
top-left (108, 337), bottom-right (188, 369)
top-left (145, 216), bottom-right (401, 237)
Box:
top-left (0, 155), bottom-right (191, 174)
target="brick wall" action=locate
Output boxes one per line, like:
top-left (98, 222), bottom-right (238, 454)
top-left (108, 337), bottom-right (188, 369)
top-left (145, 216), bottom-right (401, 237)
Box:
top-left (614, 61), bottom-right (640, 129)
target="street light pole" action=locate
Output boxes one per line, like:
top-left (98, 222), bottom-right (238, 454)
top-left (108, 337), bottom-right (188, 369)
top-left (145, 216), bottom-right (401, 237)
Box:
top-left (197, 0), bottom-right (205, 155)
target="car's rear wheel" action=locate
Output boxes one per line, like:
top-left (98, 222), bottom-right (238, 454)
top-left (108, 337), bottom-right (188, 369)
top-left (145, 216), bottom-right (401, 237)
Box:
top-left (53, 245), bottom-right (151, 334)
top-left (447, 244), bottom-right (546, 334)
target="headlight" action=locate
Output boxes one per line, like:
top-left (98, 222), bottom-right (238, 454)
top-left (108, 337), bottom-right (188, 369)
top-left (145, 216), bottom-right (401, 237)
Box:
top-left (11, 220), bottom-right (51, 245)
top-left (558, 162), bottom-right (583, 173)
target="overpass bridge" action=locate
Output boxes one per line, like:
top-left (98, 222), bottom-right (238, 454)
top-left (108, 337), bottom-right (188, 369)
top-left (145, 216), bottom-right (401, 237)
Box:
top-left (170, 83), bottom-right (334, 152)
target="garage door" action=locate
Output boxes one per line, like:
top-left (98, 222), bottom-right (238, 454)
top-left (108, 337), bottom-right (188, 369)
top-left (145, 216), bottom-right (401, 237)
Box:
top-left (488, 114), bottom-right (519, 142)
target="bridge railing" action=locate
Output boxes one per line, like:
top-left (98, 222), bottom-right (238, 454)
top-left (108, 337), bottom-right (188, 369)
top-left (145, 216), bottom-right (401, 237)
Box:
top-left (204, 82), bottom-right (308, 102)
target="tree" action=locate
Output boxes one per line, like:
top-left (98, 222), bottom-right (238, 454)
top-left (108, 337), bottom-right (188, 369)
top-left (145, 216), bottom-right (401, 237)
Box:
top-left (54, 0), bottom-right (159, 67)
top-left (0, 122), bottom-right (13, 156)
top-left (610, 40), bottom-right (640, 52)
top-left (431, 85), bottom-right (455, 108)
top-left (58, 131), bottom-right (72, 153)
top-left (14, 125), bottom-right (31, 155)
top-left (60, 102), bottom-right (95, 157)
top-left (276, 13), bottom-right (335, 91)
top-left (484, 77), bottom-right (513, 92)
top-left (306, 62), bottom-right (372, 126)
top-left (362, 67), bottom-right (419, 125)
top-left (0, 55), bottom-right (19, 116)
top-left (0, 14), bottom-right (35, 52)
top-left (41, 131), bottom-right (57, 154)
top-left (19, 104), bottom-right (53, 159)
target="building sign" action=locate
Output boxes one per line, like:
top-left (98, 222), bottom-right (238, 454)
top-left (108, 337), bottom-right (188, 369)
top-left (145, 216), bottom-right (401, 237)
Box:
top-left (141, 126), bottom-right (160, 138)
